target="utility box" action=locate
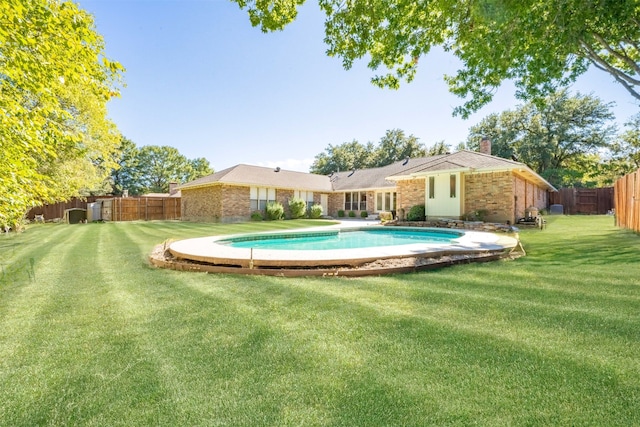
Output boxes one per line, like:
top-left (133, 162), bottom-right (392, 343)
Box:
top-left (87, 201), bottom-right (102, 222)
top-left (550, 204), bottom-right (564, 215)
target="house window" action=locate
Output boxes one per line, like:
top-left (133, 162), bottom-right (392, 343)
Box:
top-left (375, 191), bottom-right (396, 212)
top-left (250, 187), bottom-right (276, 211)
top-left (428, 177), bottom-right (435, 199)
top-left (294, 190), bottom-right (314, 209)
top-left (450, 174), bottom-right (457, 198)
top-left (344, 192), bottom-right (366, 211)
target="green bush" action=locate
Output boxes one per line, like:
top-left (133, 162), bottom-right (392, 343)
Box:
top-left (406, 204), bottom-right (426, 221)
top-left (288, 197), bottom-right (307, 219)
top-left (360, 211), bottom-right (369, 218)
top-left (337, 210), bottom-right (345, 218)
top-left (250, 211), bottom-right (264, 221)
top-left (265, 202), bottom-right (284, 220)
top-left (309, 204), bottom-right (323, 219)
top-left (348, 211), bottom-right (356, 218)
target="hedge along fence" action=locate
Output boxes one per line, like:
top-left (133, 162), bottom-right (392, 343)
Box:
top-left (614, 169), bottom-right (640, 233)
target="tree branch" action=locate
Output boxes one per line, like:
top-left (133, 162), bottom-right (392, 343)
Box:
top-left (580, 40), bottom-right (640, 85)
top-left (592, 32), bottom-right (640, 75)
top-left (590, 60), bottom-right (640, 101)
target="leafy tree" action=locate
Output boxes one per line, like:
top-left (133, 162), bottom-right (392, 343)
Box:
top-left (120, 145), bottom-right (213, 195)
top-left (426, 140), bottom-right (452, 156)
top-left (232, 0), bottom-right (640, 117)
top-left (186, 157), bottom-right (214, 183)
top-left (111, 137), bottom-right (141, 196)
top-left (465, 90), bottom-right (616, 187)
top-left (310, 129), bottom-right (428, 174)
top-left (310, 140), bottom-right (375, 175)
top-left (600, 114), bottom-right (640, 184)
top-left (0, 0), bottom-right (123, 227)
top-left (135, 146), bottom-right (192, 194)
top-left (373, 129), bottom-right (425, 165)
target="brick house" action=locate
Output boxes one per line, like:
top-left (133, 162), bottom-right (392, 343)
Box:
top-left (179, 164), bottom-right (333, 223)
top-left (180, 142), bottom-right (556, 224)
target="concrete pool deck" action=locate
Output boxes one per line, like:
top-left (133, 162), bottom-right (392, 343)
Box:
top-left (167, 222), bottom-right (520, 269)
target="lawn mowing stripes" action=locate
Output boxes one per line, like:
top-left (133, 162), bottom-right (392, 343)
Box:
top-left (0, 217), bottom-right (639, 426)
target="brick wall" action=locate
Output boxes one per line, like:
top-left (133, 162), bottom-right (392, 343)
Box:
top-left (277, 189), bottom-right (294, 218)
top-left (464, 171), bottom-right (514, 223)
top-left (182, 186), bottom-right (223, 222)
top-left (328, 193), bottom-right (342, 217)
top-left (221, 185), bottom-right (251, 222)
top-left (396, 178), bottom-right (426, 219)
top-left (512, 175), bottom-right (548, 220)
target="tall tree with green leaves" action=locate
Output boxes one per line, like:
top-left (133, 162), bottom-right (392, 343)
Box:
top-left (111, 137), bottom-right (141, 196)
top-left (133, 145), bottom-right (212, 194)
top-left (373, 129), bottom-right (425, 166)
top-left (310, 130), bottom-right (429, 174)
top-left (465, 90), bottom-right (616, 187)
top-left (426, 140), bottom-right (452, 156)
top-left (600, 113), bottom-right (640, 184)
top-left (232, 0), bottom-right (640, 117)
top-left (0, 0), bottom-right (123, 227)
top-left (309, 140), bottom-right (375, 175)
top-left (186, 157), bottom-right (214, 183)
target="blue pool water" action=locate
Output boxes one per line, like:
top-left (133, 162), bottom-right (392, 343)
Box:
top-left (219, 228), bottom-right (462, 251)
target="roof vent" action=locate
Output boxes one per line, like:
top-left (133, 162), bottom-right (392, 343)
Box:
top-left (274, 167), bottom-right (281, 172)
top-left (402, 157), bottom-right (409, 165)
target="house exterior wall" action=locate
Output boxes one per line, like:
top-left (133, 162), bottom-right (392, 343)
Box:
top-left (328, 193), bottom-right (342, 217)
top-left (182, 186), bottom-right (224, 222)
top-left (329, 191), bottom-right (374, 216)
top-left (513, 174), bottom-right (548, 220)
top-left (277, 189), bottom-right (294, 218)
top-left (185, 186), bottom-right (336, 221)
top-left (396, 178), bottom-right (426, 219)
top-left (183, 168), bottom-right (549, 223)
top-left (181, 185), bottom-right (251, 223)
top-left (464, 171), bottom-right (514, 223)
top-left (222, 185), bottom-right (251, 222)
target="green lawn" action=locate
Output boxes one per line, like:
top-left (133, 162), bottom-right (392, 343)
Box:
top-left (1, 216), bottom-right (639, 426)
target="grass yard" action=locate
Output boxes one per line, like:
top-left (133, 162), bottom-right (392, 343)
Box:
top-left (0, 216), bottom-right (639, 426)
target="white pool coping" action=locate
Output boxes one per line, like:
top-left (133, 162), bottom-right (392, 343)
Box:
top-left (168, 224), bottom-right (519, 268)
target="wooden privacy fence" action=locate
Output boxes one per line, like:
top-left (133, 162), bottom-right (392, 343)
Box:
top-left (614, 169), bottom-right (640, 233)
top-left (106, 197), bottom-right (181, 221)
top-left (28, 197), bottom-right (100, 220)
top-left (549, 187), bottom-right (614, 215)
top-left (28, 197), bottom-right (181, 222)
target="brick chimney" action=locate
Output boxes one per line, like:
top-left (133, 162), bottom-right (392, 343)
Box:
top-left (169, 182), bottom-right (178, 196)
top-left (479, 137), bottom-right (491, 155)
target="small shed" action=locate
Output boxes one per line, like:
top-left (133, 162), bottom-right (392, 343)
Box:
top-left (64, 208), bottom-right (86, 224)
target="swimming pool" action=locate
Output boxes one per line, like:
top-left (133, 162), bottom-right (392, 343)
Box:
top-left (218, 228), bottom-right (463, 251)
top-left (166, 225), bottom-right (519, 272)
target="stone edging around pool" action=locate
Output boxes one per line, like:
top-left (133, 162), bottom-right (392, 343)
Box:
top-left (149, 226), bottom-right (523, 277)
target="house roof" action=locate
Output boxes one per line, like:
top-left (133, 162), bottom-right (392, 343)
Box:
top-left (330, 156), bottom-right (447, 191)
top-left (388, 150), bottom-right (556, 191)
top-left (179, 151), bottom-right (556, 194)
top-left (179, 164), bottom-right (334, 192)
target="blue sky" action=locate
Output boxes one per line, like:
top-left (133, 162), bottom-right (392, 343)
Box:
top-left (79, 0), bottom-right (639, 173)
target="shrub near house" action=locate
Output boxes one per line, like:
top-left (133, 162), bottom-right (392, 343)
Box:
top-left (288, 197), bottom-right (307, 219)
